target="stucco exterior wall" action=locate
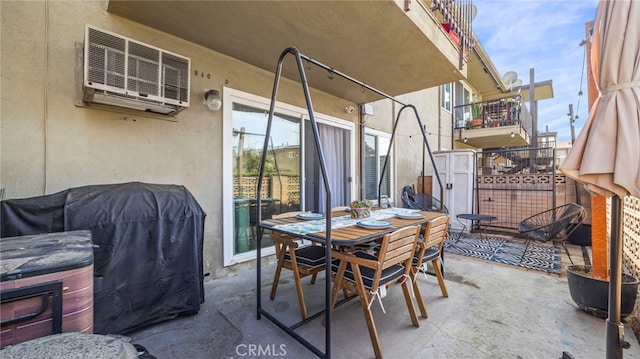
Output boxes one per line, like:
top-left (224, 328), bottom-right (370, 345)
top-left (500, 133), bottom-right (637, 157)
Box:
top-left (366, 88), bottom-right (443, 202)
top-left (0, 0), bottom-right (360, 279)
top-left (1, 1), bottom-right (48, 196)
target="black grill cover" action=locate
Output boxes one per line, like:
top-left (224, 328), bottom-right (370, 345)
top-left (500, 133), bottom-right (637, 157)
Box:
top-left (1, 182), bottom-right (206, 335)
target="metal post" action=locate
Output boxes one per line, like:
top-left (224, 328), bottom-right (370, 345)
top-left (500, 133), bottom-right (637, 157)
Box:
top-left (606, 195), bottom-right (625, 359)
top-left (529, 68), bottom-right (537, 173)
top-left (568, 104), bottom-right (576, 145)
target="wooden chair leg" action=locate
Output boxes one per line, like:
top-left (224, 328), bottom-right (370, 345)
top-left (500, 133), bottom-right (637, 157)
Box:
top-left (352, 265), bottom-right (384, 359)
top-left (292, 269), bottom-right (308, 320)
top-left (269, 251), bottom-right (286, 300)
top-left (330, 262), bottom-right (347, 311)
top-left (402, 275), bottom-right (420, 327)
top-left (432, 258), bottom-right (448, 297)
top-left (310, 272), bottom-right (318, 284)
top-left (323, 261), bottom-right (347, 327)
top-left (410, 267), bottom-right (428, 318)
top-left (289, 254), bottom-right (309, 320)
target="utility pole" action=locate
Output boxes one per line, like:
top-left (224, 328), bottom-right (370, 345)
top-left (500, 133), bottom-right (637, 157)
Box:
top-left (568, 104), bottom-right (576, 145)
top-left (529, 68), bottom-right (537, 147)
top-left (529, 68), bottom-right (537, 173)
top-left (568, 103), bottom-right (580, 206)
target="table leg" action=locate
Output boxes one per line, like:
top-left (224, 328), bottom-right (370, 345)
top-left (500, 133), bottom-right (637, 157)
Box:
top-left (475, 221), bottom-right (494, 250)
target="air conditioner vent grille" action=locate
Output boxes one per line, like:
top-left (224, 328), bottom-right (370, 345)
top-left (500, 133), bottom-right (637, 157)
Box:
top-left (87, 27), bottom-right (126, 90)
top-left (127, 41), bottom-right (160, 96)
top-left (162, 53), bottom-right (189, 103)
top-left (83, 25), bottom-right (190, 115)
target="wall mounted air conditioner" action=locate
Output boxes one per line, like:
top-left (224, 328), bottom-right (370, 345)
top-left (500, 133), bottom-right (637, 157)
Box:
top-left (82, 25), bottom-right (190, 116)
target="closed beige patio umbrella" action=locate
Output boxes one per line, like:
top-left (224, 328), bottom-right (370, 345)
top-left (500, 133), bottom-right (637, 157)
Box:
top-left (560, 0), bottom-right (640, 358)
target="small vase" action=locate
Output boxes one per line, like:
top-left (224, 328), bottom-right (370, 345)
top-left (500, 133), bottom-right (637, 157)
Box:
top-left (351, 207), bottom-right (372, 219)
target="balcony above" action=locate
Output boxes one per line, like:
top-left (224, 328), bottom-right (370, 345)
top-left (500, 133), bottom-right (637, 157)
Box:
top-left (456, 125), bottom-right (530, 148)
top-left (107, 0), bottom-right (473, 103)
top-left (453, 95), bottom-right (532, 149)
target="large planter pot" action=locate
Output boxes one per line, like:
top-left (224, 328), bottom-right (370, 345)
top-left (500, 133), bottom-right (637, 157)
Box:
top-left (470, 118), bottom-right (483, 128)
top-left (566, 264), bottom-right (639, 318)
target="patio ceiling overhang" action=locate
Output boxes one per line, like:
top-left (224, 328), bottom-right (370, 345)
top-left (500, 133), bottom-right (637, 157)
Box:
top-left (466, 36), bottom-right (508, 99)
top-left (107, 0), bottom-right (469, 104)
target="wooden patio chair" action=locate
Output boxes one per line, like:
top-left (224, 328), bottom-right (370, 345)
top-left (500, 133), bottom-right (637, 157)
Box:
top-left (410, 214), bottom-right (450, 318)
top-left (518, 203), bottom-right (586, 264)
top-left (269, 211), bottom-right (326, 320)
top-left (329, 225), bottom-right (421, 359)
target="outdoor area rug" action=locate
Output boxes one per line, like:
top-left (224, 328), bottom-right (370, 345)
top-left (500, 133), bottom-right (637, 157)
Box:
top-left (444, 234), bottom-right (562, 274)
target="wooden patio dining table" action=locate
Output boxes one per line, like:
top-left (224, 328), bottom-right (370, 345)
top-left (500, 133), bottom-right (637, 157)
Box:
top-left (256, 207), bottom-right (447, 358)
top-left (262, 208), bottom-right (444, 245)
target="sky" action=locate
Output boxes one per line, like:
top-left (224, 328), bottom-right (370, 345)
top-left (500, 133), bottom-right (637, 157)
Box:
top-left (472, 0), bottom-right (600, 141)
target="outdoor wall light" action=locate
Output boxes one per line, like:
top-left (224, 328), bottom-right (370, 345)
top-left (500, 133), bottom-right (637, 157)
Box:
top-left (203, 89), bottom-right (222, 111)
top-left (362, 104), bottom-right (374, 116)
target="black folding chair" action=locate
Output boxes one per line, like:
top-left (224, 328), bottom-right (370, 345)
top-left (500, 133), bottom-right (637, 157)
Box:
top-left (401, 185), bottom-right (448, 212)
top-left (518, 203), bottom-right (586, 264)
top-left (400, 185), bottom-right (462, 275)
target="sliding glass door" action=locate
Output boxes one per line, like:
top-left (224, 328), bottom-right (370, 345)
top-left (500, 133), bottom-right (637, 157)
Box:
top-left (223, 88), bottom-right (355, 266)
top-left (231, 103), bottom-right (301, 257)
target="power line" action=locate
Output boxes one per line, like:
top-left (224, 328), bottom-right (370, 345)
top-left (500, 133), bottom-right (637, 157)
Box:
top-left (575, 35), bottom-right (588, 123)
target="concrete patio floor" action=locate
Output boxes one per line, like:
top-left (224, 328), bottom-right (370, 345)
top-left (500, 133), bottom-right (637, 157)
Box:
top-left (127, 240), bottom-right (640, 359)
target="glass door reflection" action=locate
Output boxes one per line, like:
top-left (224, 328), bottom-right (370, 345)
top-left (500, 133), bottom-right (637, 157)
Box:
top-left (232, 103), bottom-right (301, 255)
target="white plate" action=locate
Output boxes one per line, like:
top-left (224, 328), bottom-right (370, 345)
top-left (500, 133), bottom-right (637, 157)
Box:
top-left (395, 212), bottom-right (425, 220)
top-left (357, 220), bottom-right (393, 229)
top-left (296, 213), bottom-right (324, 220)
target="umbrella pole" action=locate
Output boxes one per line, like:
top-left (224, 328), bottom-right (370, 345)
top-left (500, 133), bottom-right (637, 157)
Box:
top-left (606, 195), bottom-right (627, 358)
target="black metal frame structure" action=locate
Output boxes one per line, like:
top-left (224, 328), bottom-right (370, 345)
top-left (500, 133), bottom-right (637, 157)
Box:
top-left (474, 146), bottom-right (557, 230)
top-left (255, 46), bottom-right (444, 358)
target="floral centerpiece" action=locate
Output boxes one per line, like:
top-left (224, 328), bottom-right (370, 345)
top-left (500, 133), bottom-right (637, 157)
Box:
top-left (350, 199), bottom-right (373, 219)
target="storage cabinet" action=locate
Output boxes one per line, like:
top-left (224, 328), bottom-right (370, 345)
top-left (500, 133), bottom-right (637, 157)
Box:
top-left (416, 176), bottom-right (432, 196)
top-left (432, 150), bottom-right (475, 230)
top-left (0, 231), bottom-right (94, 348)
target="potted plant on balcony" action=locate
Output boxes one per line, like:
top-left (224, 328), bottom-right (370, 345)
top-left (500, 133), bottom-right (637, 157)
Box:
top-left (470, 103), bottom-right (483, 128)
